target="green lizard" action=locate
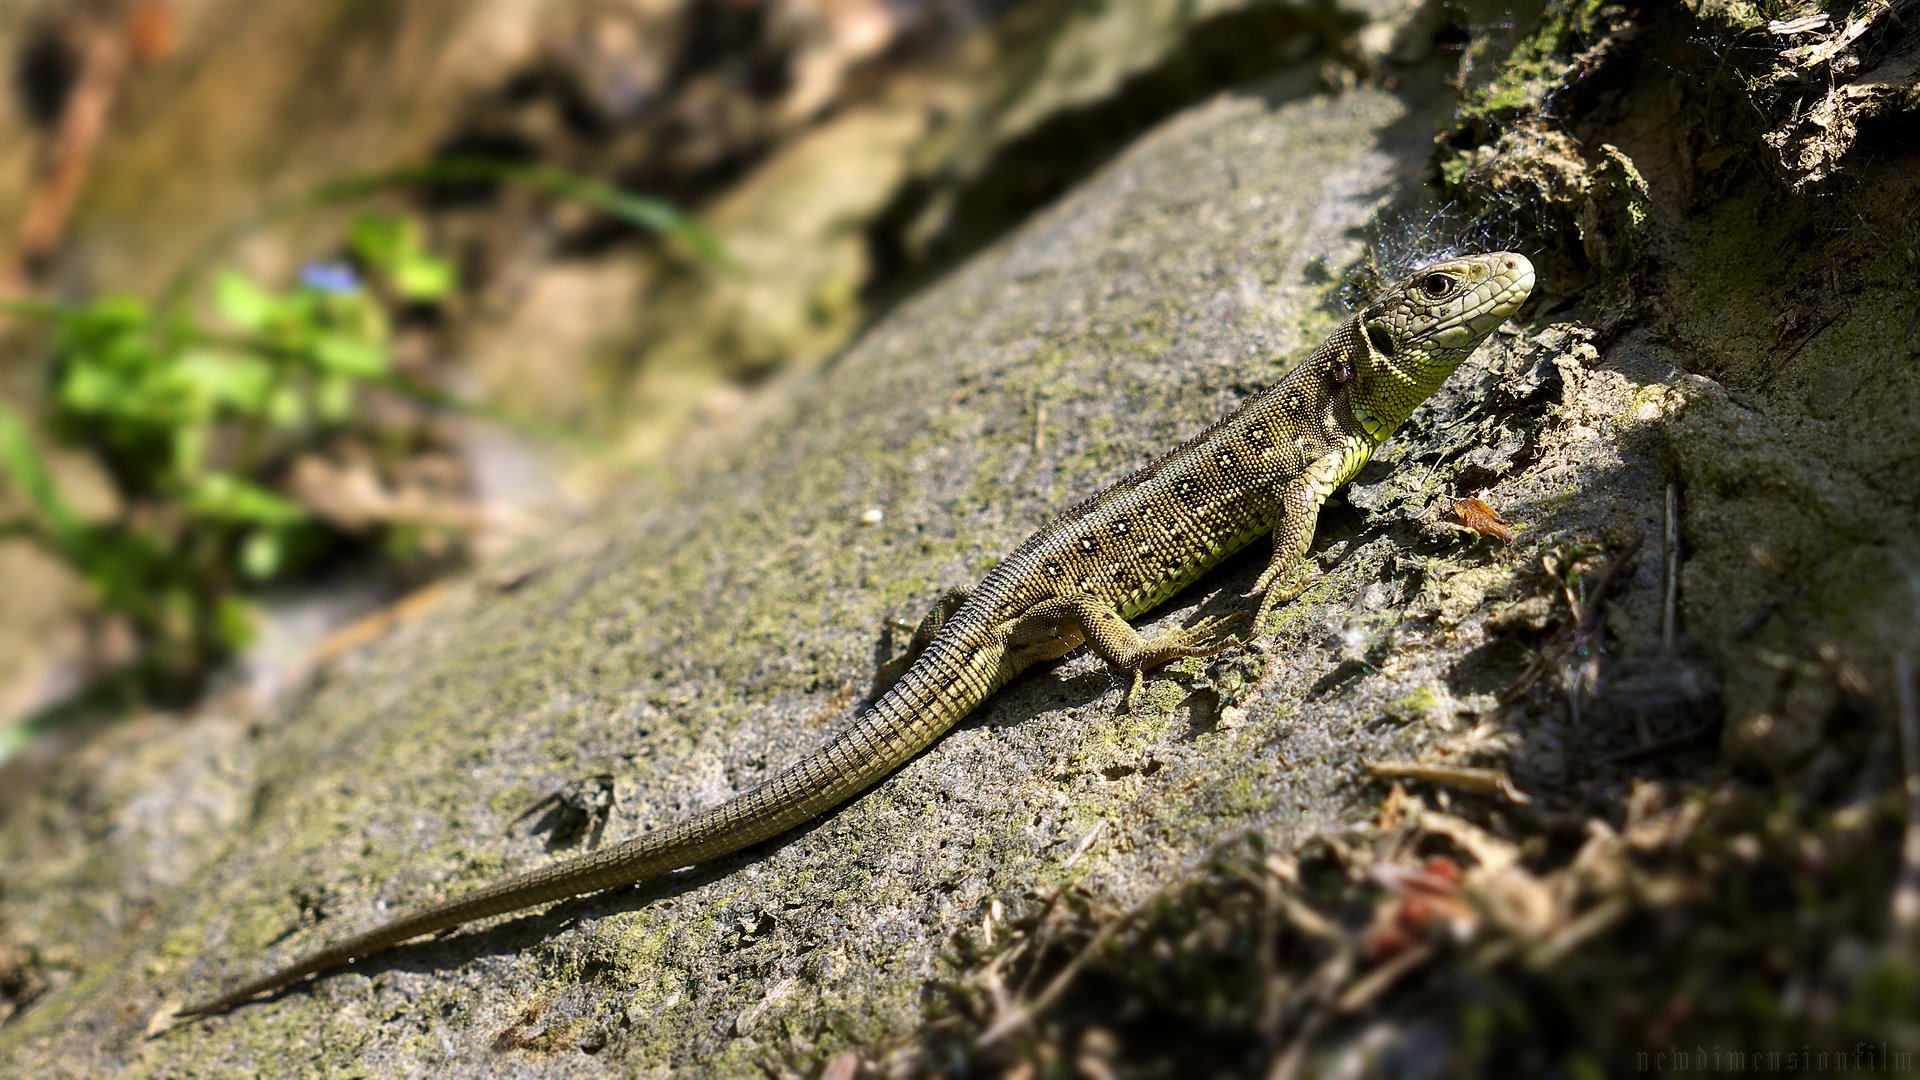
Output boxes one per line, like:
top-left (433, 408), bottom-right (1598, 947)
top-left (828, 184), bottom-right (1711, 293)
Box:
top-left (180, 251), bottom-right (1534, 1017)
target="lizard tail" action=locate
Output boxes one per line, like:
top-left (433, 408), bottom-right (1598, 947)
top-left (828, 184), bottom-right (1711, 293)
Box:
top-left (179, 642), bottom-right (1002, 1017)
top-left (175, 856), bottom-right (618, 1017)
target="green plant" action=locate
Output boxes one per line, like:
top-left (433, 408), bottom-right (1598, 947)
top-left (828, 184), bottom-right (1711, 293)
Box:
top-left (0, 161), bottom-right (723, 716)
top-left (0, 220), bottom-right (435, 692)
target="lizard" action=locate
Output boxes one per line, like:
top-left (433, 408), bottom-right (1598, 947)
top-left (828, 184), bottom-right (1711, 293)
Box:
top-left (178, 250), bottom-right (1534, 1017)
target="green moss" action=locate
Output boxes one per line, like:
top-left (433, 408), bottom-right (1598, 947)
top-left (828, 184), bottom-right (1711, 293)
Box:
top-left (1208, 764), bottom-right (1279, 820)
top-left (1692, 0), bottom-right (1831, 31)
top-left (1258, 580), bottom-right (1331, 635)
top-left (1457, 0), bottom-right (1614, 125)
top-left (1133, 671), bottom-right (1193, 716)
top-left (1066, 693), bottom-right (1179, 776)
top-left (1388, 685), bottom-right (1441, 720)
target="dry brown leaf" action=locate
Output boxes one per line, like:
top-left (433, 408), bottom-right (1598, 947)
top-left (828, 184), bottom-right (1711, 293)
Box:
top-left (1449, 497), bottom-right (1514, 542)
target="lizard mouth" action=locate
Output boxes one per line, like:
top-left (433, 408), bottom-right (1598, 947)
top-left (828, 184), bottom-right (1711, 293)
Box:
top-left (1475, 253), bottom-right (1536, 327)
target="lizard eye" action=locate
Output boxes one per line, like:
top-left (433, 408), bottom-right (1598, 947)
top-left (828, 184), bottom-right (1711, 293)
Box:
top-left (1420, 272), bottom-right (1455, 298)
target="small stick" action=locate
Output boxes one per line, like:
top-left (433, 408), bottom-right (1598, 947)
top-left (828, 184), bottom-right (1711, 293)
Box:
top-left (1059, 820), bottom-right (1107, 871)
top-left (1662, 483), bottom-right (1679, 650)
top-left (979, 906), bottom-right (1135, 1047)
top-left (1362, 761), bottom-right (1532, 804)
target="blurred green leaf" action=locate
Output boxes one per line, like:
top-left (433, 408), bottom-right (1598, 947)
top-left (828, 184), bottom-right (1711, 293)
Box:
top-left (391, 254), bottom-right (456, 301)
top-left (214, 270), bottom-right (279, 331)
top-left (0, 722), bottom-right (30, 765)
top-left (172, 350), bottom-right (274, 409)
top-left (171, 424), bottom-right (207, 480)
top-left (163, 157), bottom-right (732, 310)
top-left (347, 215), bottom-right (406, 269)
top-left (350, 214), bottom-right (456, 302)
top-left (184, 472), bottom-right (308, 526)
top-left (311, 334), bottom-right (388, 379)
top-left (57, 361), bottom-right (128, 412)
top-left (321, 162), bottom-right (730, 265)
top-left (215, 594), bottom-right (257, 647)
top-left (239, 528), bottom-right (285, 581)
top-left (266, 384), bottom-right (305, 428)
top-left (314, 373), bottom-right (354, 422)
top-left (483, 161), bottom-right (734, 272)
top-left (0, 404), bottom-right (82, 546)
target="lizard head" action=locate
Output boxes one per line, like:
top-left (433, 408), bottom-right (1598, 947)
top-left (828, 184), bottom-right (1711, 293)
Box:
top-left (1347, 252), bottom-right (1535, 435)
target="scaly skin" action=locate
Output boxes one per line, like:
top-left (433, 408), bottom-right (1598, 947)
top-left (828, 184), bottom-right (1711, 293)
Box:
top-left (179, 251), bottom-right (1534, 1017)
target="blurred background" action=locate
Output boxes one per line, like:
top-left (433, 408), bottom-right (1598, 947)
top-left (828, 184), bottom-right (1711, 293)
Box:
top-left (2, 0), bottom-right (1918, 1075)
top-left (0, 0), bottom-right (1179, 738)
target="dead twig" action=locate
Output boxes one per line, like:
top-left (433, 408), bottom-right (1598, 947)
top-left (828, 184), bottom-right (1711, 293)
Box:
top-left (1333, 941), bottom-right (1435, 1013)
top-left (1060, 820), bottom-right (1107, 872)
top-left (5, 3), bottom-right (172, 308)
top-left (1267, 946), bottom-right (1353, 1080)
top-left (1566, 533), bottom-right (1643, 727)
top-left (1528, 895), bottom-right (1630, 968)
top-left (1571, 533), bottom-right (1641, 636)
top-left (978, 901), bottom-right (1142, 1047)
top-left (1363, 761), bottom-right (1533, 805)
top-left (1754, 305), bottom-right (1845, 389)
top-left (1661, 483), bottom-right (1679, 651)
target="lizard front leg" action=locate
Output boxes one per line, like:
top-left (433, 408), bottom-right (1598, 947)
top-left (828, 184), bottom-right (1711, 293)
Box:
top-left (1248, 456), bottom-right (1346, 627)
top-left (1013, 595), bottom-right (1237, 709)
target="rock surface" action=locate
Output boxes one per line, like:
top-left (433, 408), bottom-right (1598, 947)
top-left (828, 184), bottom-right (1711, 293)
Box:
top-left (1, 64), bottom-right (1477, 1075)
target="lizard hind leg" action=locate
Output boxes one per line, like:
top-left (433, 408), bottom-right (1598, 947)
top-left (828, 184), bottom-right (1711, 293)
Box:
top-left (1250, 564), bottom-right (1318, 629)
top-left (870, 586), bottom-right (971, 699)
top-left (1017, 595), bottom-right (1239, 711)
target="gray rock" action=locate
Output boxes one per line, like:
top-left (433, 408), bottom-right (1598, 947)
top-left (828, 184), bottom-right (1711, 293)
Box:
top-left (0, 67), bottom-right (1465, 1076)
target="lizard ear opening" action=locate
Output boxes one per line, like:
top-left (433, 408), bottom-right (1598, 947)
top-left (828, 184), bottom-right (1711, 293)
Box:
top-left (1364, 319), bottom-right (1397, 359)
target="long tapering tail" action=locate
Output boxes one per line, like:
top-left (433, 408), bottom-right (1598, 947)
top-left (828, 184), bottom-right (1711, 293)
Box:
top-left (179, 642), bottom-right (1001, 1016)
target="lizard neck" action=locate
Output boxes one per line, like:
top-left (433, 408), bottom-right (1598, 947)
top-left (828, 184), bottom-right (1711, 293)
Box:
top-left (1344, 317), bottom-right (1469, 446)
